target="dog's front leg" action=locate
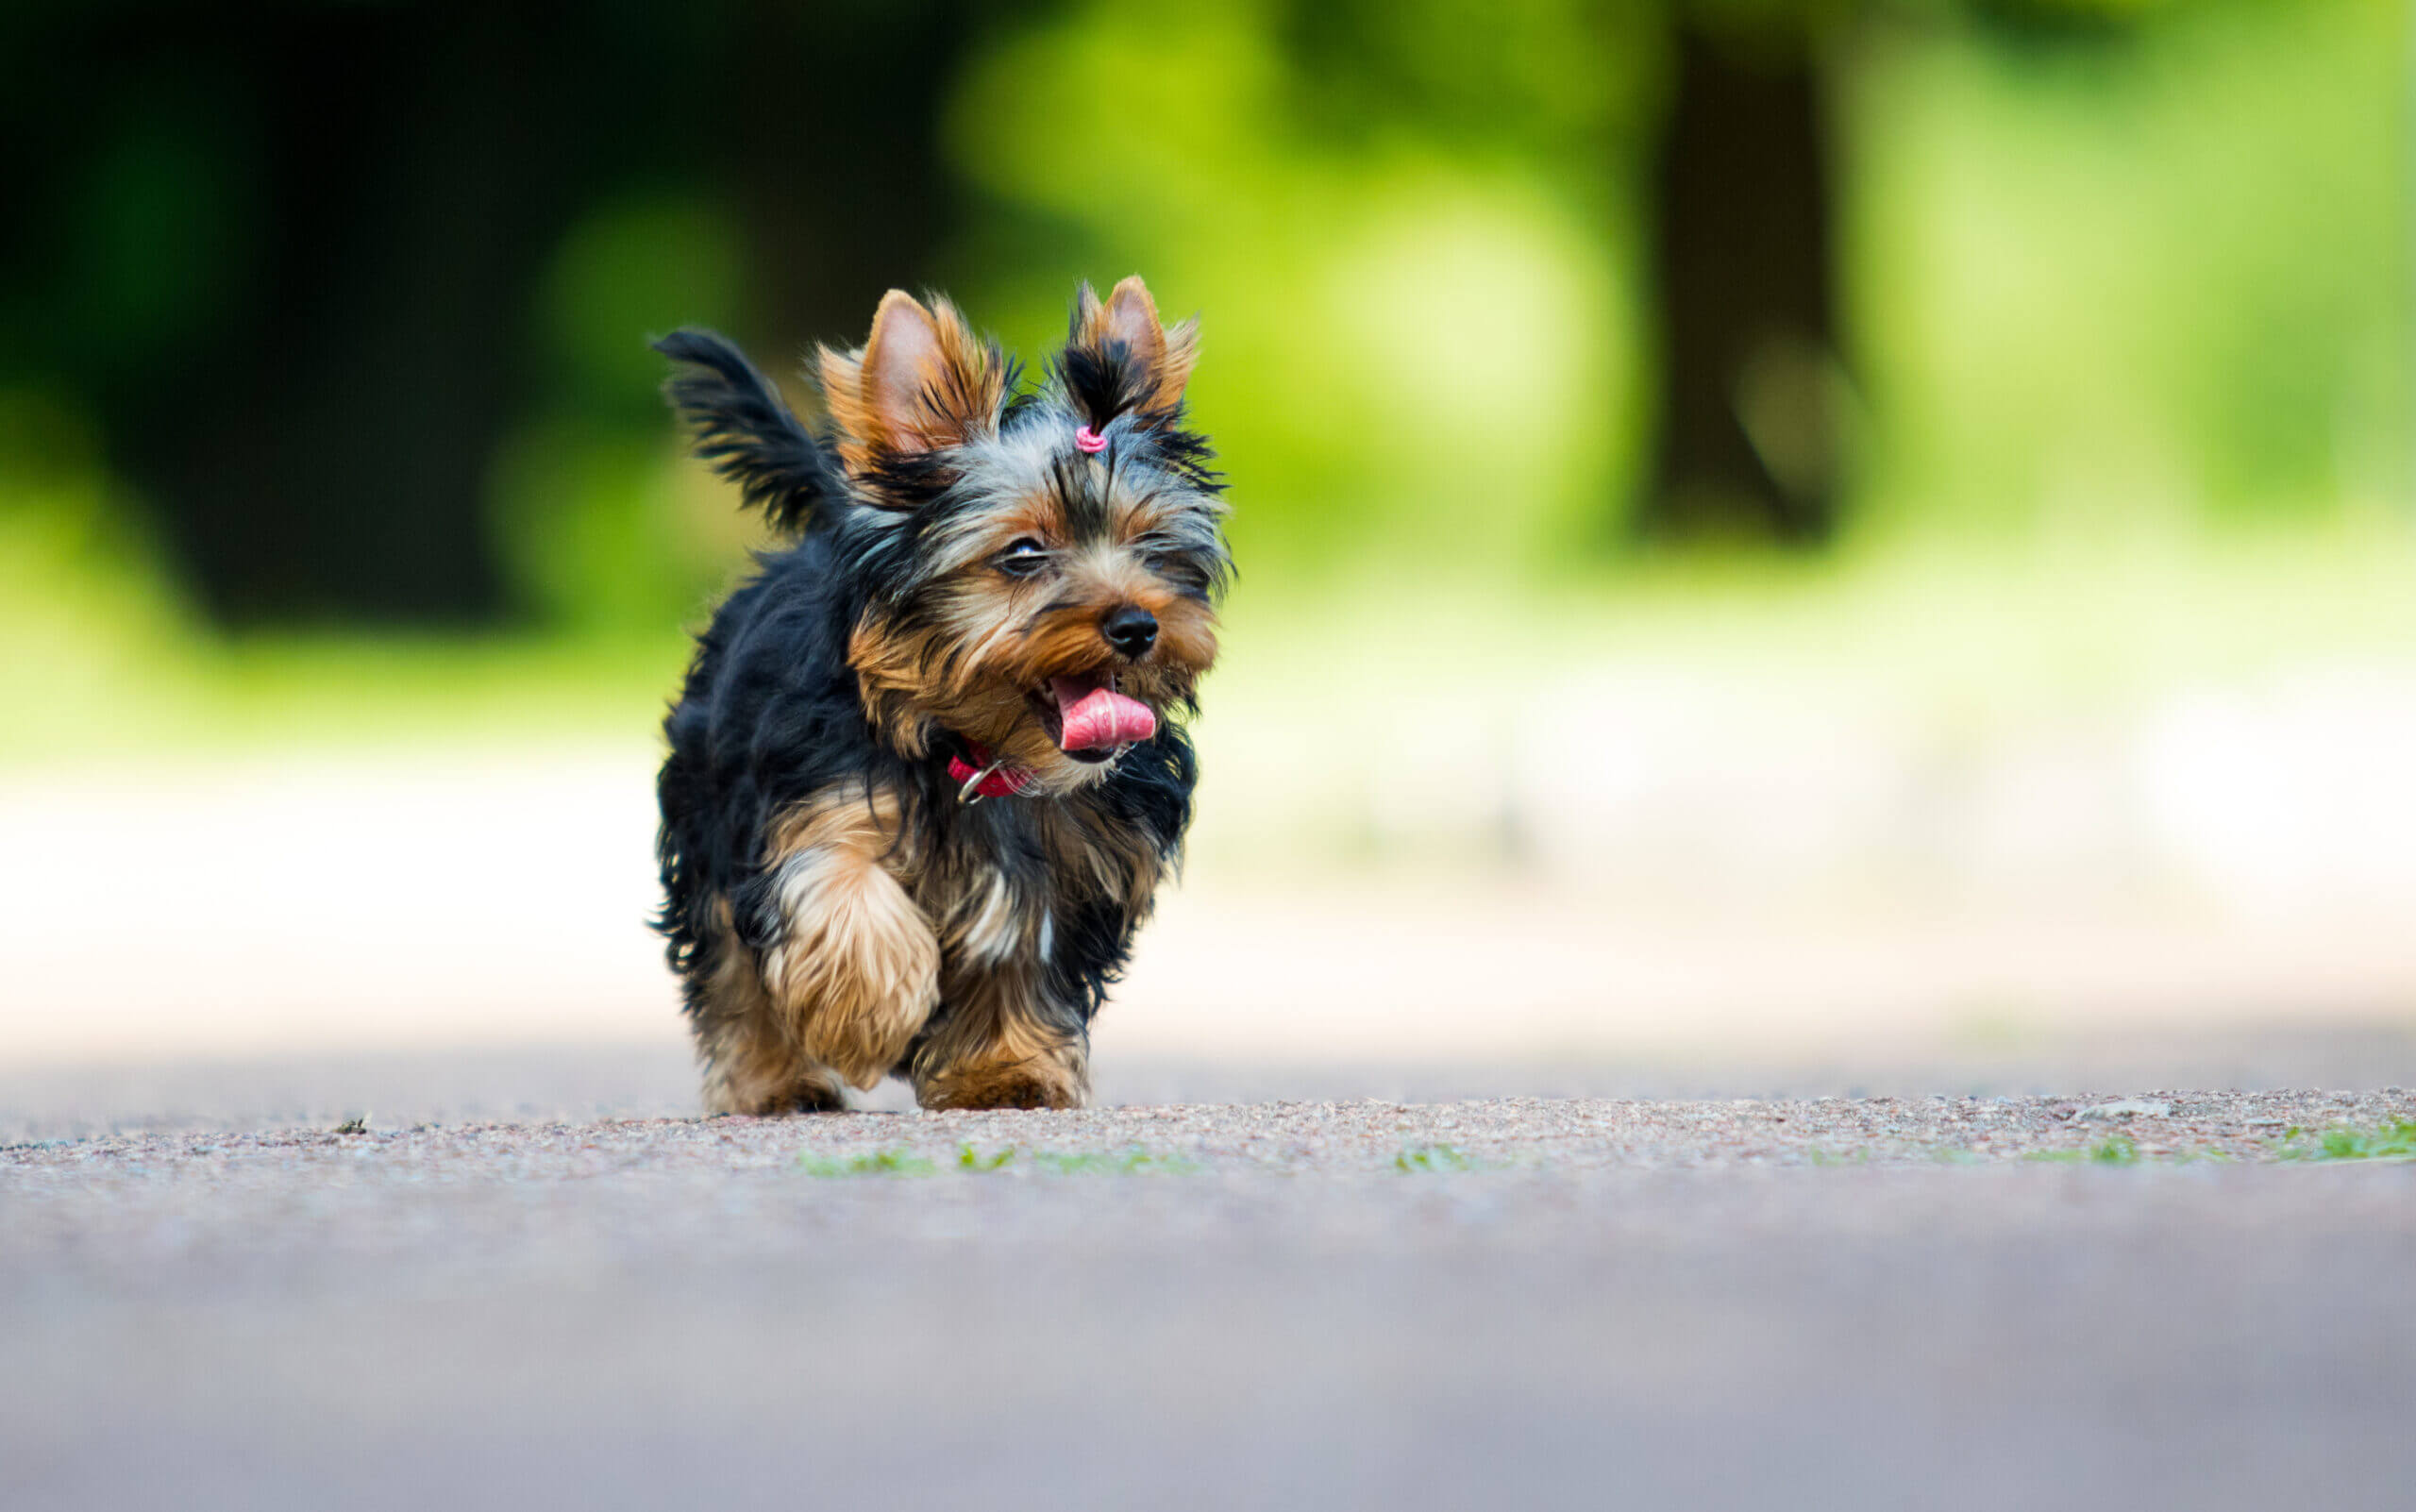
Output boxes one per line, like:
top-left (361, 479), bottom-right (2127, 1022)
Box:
top-left (912, 963), bottom-right (1088, 1111)
top-left (757, 789), bottom-right (940, 1091)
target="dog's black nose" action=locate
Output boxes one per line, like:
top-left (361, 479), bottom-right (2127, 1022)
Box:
top-left (1102, 605), bottom-right (1158, 658)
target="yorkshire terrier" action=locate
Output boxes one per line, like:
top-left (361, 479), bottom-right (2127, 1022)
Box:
top-left (650, 278), bottom-right (1228, 1113)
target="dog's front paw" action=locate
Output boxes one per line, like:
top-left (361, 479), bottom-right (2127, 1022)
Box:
top-left (765, 871), bottom-right (941, 1090)
top-left (916, 1046), bottom-right (1087, 1111)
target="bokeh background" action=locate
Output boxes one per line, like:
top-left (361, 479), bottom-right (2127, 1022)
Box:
top-left (5, 0), bottom-right (2413, 1102)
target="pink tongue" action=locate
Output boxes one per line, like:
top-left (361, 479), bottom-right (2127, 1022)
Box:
top-left (1051, 678), bottom-right (1157, 751)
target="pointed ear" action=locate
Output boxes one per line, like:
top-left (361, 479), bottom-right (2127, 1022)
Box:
top-left (1064, 275), bottom-right (1199, 424)
top-left (817, 290), bottom-right (1005, 477)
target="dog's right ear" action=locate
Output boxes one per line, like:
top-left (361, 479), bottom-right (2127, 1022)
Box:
top-left (818, 291), bottom-right (1007, 484)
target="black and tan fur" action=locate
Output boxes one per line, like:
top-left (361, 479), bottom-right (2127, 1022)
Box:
top-left (652, 278), bottom-right (1229, 1112)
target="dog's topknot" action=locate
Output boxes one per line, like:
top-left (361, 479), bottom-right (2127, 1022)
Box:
top-left (1054, 276), bottom-right (1200, 432)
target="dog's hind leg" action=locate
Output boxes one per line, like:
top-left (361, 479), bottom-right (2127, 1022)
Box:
top-left (753, 784), bottom-right (942, 1092)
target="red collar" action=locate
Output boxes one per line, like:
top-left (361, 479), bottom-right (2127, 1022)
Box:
top-left (946, 739), bottom-right (1036, 800)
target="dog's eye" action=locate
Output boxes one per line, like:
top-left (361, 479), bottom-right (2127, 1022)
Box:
top-left (995, 538), bottom-right (1051, 578)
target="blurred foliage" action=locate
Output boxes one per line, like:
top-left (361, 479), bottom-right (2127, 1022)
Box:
top-left (942, 0), bottom-right (1651, 582)
top-left (0, 0), bottom-right (2408, 749)
top-left (936, 0), bottom-right (2403, 574)
top-left (1849, 0), bottom-right (2407, 538)
top-left (493, 192), bottom-right (759, 635)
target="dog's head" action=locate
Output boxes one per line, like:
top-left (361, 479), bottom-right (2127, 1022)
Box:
top-left (822, 278), bottom-right (1230, 792)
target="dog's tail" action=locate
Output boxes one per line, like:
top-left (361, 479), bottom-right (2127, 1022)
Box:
top-left (653, 328), bottom-right (840, 534)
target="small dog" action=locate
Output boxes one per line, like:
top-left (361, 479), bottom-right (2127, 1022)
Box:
top-left (650, 278), bottom-right (1229, 1113)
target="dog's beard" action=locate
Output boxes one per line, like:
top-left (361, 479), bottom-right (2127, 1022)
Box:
top-left (851, 600), bottom-right (1208, 783)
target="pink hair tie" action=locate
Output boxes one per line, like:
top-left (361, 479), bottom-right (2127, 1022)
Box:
top-left (1074, 426), bottom-right (1107, 455)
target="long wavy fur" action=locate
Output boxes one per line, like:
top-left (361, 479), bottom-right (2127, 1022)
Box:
top-left (653, 328), bottom-right (839, 534)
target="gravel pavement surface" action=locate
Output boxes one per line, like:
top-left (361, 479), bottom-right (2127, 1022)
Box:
top-left (8, 1061), bottom-right (2414, 1512)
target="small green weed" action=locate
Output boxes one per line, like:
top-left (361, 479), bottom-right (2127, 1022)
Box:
top-left (1395, 1144), bottom-right (1477, 1173)
top-left (799, 1144), bottom-right (1196, 1177)
top-left (2025, 1135), bottom-right (2140, 1166)
top-left (2092, 1136), bottom-right (2142, 1166)
top-left (1029, 1148), bottom-right (1200, 1175)
top-left (2274, 1119), bottom-right (2416, 1163)
top-left (797, 1149), bottom-right (937, 1177)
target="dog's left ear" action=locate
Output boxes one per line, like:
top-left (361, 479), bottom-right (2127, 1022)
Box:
top-left (819, 290), bottom-right (1007, 480)
top-left (1062, 276), bottom-right (1199, 427)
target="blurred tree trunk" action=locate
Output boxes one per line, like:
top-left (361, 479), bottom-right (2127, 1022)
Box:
top-left (1638, 22), bottom-right (1840, 546)
top-left (80, 7), bottom-right (584, 626)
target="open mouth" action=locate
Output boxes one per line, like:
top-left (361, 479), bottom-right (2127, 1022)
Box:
top-left (1033, 672), bottom-right (1156, 764)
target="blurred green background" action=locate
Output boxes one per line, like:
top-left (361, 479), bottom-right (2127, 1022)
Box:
top-left (1, 0), bottom-right (2408, 762)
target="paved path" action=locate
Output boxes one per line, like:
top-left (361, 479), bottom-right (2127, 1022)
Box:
top-left (8, 1083), bottom-right (2413, 1511)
